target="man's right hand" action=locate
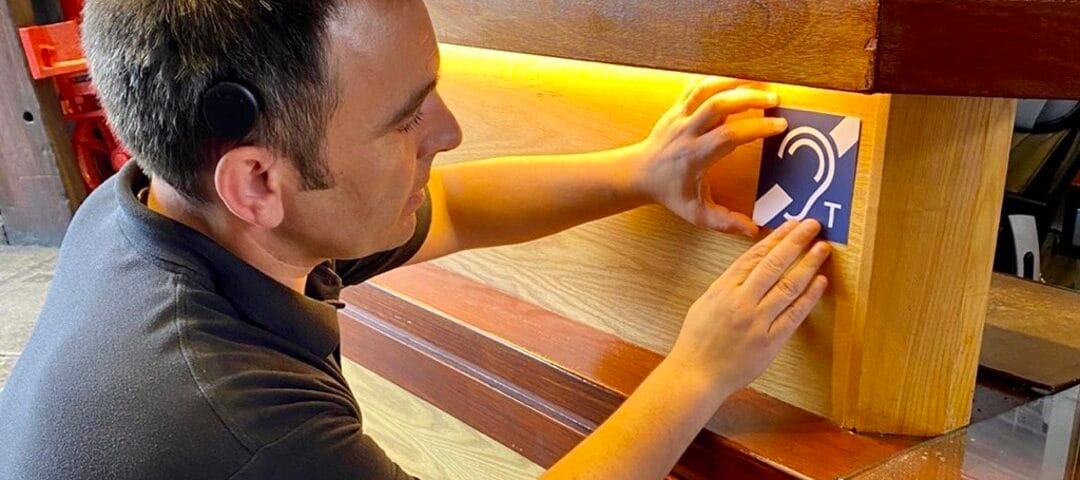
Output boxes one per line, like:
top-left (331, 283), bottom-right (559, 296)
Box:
top-left (666, 219), bottom-right (832, 399)
top-left (543, 219), bottom-right (831, 480)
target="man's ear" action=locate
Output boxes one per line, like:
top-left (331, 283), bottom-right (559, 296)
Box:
top-left (213, 146), bottom-right (287, 229)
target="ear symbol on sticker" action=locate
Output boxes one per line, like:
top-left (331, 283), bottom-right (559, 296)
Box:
top-left (753, 116), bottom-right (861, 228)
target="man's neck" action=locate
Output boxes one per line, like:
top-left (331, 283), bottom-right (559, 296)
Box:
top-left (146, 178), bottom-right (314, 294)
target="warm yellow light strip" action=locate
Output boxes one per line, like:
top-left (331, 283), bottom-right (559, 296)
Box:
top-left (440, 42), bottom-right (704, 100)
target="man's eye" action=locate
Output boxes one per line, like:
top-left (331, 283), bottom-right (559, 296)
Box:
top-left (399, 111), bottom-right (425, 133)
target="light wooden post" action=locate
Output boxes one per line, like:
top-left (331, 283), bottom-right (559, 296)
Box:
top-left (431, 45), bottom-right (1015, 436)
top-left (835, 95), bottom-right (1016, 434)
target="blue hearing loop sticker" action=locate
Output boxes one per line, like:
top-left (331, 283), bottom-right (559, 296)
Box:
top-left (754, 108), bottom-right (861, 245)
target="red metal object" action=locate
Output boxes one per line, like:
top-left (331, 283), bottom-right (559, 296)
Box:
top-left (17, 21), bottom-right (86, 80)
top-left (17, 0), bottom-right (129, 193)
top-left (72, 118), bottom-right (128, 191)
top-left (61, 0), bottom-right (83, 19)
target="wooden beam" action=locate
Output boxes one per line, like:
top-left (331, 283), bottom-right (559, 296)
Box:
top-left (0, 0), bottom-right (83, 245)
top-left (427, 0), bottom-right (879, 92)
top-left (426, 0), bottom-right (1080, 98)
top-left (430, 45), bottom-right (1016, 435)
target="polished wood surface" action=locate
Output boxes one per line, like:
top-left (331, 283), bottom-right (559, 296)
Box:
top-left (343, 265), bottom-right (1064, 479)
top-left (0, 0), bottom-right (82, 245)
top-left (433, 45), bottom-right (1016, 435)
top-left (427, 0), bottom-right (1080, 98)
top-left (876, 0), bottom-right (1080, 99)
top-left (342, 263), bottom-right (921, 479)
top-left (342, 360), bottom-right (544, 480)
top-left (981, 276), bottom-right (1080, 393)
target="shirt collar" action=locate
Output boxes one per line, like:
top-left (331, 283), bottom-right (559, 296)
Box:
top-left (115, 162), bottom-right (343, 358)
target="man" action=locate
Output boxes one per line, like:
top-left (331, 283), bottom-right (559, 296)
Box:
top-left (0, 0), bottom-right (831, 478)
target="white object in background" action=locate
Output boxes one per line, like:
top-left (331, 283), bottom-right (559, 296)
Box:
top-left (1008, 214), bottom-right (1041, 281)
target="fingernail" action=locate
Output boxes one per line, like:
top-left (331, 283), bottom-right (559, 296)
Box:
top-left (767, 92), bottom-right (779, 104)
top-left (773, 118), bottom-right (788, 129)
top-left (814, 242), bottom-right (832, 256)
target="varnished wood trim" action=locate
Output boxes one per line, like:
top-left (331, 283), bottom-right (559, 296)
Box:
top-left (340, 284), bottom-right (791, 478)
top-left (340, 264), bottom-right (918, 479)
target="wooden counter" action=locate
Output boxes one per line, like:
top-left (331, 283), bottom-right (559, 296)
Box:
top-left (338, 263), bottom-right (1076, 479)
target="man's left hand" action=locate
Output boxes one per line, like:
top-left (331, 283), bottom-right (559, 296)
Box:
top-left (628, 77), bottom-right (788, 237)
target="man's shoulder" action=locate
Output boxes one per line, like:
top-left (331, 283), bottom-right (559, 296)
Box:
top-left (174, 279), bottom-right (360, 451)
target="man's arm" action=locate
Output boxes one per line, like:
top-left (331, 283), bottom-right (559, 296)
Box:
top-left (544, 220), bottom-right (831, 479)
top-left (407, 77), bottom-right (787, 264)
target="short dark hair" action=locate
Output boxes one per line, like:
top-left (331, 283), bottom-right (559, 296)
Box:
top-left (82, 0), bottom-right (343, 202)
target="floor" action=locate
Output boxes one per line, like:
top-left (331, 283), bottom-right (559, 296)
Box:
top-left (0, 246), bottom-right (58, 390)
top-left (0, 246), bottom-right (541, 479)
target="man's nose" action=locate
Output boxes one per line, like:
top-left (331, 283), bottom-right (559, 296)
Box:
top-left (426, 91), bottom-right (463, 156)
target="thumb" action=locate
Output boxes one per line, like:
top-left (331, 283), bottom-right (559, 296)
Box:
top-left (700, 198), bottom-right (758, 237)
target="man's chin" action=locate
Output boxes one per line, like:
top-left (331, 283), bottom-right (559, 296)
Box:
top-left (377, 214), bottom-right (418, 253)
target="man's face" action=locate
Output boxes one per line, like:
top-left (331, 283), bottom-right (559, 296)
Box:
top-left (280, 0), bottom-right (461, 260)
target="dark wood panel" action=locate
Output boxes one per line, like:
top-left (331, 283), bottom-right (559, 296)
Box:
top-left (981, 326), bottom-right (1080, 394)
top-left (427, 0), bottom-right (879, 91)
top-left (0, 0), bottom-right (82, 245)
top-left (341, 264), bottom-right (919, 479)
top-left (876, 0), bottom-right (1080, 99)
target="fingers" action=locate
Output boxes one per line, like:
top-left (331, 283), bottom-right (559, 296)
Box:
top-left (687, 88), bottom-right (780, 134)
top-left (740, 220), bottom-right (822, 301)
top-left (697, 199), bottom-right (758, 237)
top-left (757, 240), bottom-right (832, 320)
top-left (691, 117), bottom-right (788, 169)
top-left (680, 77), bottom-right (757, 114)
top-left (768, 275), bottom-right (828, 343)
top-left (716, 220), bottom-right (800, 286)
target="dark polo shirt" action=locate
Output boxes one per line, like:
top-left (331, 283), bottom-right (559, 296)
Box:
top-left (0, 162), bottom-right (431, 479)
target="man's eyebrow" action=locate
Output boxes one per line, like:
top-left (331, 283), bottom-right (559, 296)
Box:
top-left (382, 75), bottom-right (439, 131)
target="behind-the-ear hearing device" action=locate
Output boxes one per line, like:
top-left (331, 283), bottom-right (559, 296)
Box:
top-left (201, 81), bottom-right (262, 141)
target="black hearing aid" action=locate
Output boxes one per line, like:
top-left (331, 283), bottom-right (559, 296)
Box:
top-left (200, 81), bottom-right (262, 141)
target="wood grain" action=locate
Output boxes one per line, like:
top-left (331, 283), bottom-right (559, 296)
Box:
top-left (0, 0), bottom-right (83, 245)
top-left (342, 359), bottom-right (545, 480)
top-left (427, 0), bottom-right (879, 92)
top-left (342, 267), bottom-right (920, 479)
top-left (427, 0), bottom-right (1080, 98)
top-left (843, 96), bottom-right (1017, 434)
top-left (435, 44), bottom-right (887, 422)
top-left (986, 276), bottom-right (1080, 351)
top-left (981, 276), bottom-right (1080, 393)
top-left (432, 46), bottom-right (1019, 435)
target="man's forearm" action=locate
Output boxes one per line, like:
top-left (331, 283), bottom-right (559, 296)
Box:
top-left (542, 355), bottom-right (730, 480)
top-left (434, 145), bottom-right (652, 251)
